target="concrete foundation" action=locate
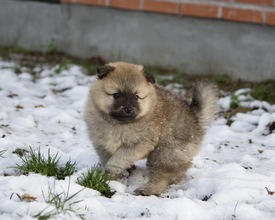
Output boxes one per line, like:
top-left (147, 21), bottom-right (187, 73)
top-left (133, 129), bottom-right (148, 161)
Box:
top-left (0, 0), bottom-right (275, 81)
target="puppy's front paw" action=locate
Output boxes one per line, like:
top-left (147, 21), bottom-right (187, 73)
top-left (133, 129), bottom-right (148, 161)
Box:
top-left (105, 164), bottom-right (124, 180)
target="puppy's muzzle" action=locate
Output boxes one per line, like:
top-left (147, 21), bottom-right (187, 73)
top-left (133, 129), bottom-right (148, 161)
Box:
top-left (123, 106), bottom-right (133, 114)
top-left (110, 106), bottom-right (137, 122)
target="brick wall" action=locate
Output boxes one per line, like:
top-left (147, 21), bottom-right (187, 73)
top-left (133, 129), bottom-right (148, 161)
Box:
top-left (61, 0), bottom-right (275, 26)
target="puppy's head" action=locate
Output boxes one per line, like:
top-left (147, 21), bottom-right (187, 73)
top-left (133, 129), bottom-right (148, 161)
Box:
top-left (90, 62), bottom-right (156, 123)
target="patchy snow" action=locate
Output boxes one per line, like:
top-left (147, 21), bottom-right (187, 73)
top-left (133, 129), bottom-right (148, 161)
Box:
top-left (0, 60), bottom-right (275, 220)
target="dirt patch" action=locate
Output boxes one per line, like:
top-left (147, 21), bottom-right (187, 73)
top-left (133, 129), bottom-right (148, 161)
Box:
top-left (1, 45), bottom-right (274, 103)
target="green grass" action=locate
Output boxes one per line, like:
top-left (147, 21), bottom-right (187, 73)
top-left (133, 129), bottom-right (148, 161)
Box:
top-left (15, 147), bottom-right (76, 180)
top-left (44, 39), bottom-right (58, 56)
top-left (251, 82), bottom-right (275, 104)
top-left (54, 57), bottom-right (72, 74)
top-left (212, 74), bottom-right (232, 84)
top-left (77, 166), bottom-right (113, 198)
top-left (0, 45), bottom-right (98, 76)
top-left (33, 182), bottom-right (84, 220)
top-left (80, 60), bottom-right (98, 76)
top-left (43, 184), bottom-right (83, 213)
top-left (230, 95), bottom-right (239, 109)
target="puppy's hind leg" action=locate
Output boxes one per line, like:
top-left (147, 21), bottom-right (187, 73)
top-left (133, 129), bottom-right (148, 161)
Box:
top-left (135, 170), bottom-right (170, 196)
top-left (136, 146), bottom-right (194, 196)
top-left (136, 164), bottom-right (189, 196)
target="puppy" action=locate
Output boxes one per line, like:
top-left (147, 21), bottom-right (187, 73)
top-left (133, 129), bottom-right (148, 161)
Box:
top-left (84, 62), bottom-right (218, 196)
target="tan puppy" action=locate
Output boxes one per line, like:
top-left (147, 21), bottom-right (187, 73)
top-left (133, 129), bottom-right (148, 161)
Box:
top-left (84, 62), bottom-right (218, 196)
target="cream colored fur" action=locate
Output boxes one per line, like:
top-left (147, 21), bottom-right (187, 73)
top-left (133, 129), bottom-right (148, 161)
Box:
top-left (84, 62), bottom-right (218, 196)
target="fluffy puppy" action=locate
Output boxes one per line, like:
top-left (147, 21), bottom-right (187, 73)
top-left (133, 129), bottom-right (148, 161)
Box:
top-left (84, 62), bottom-right (218, 196)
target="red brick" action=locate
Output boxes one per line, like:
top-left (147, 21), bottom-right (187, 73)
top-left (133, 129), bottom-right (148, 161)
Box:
top-left (222, 7), bottom-right (263, 23)
top-left (76, 0), bottom-right (106, 6)
top-left (181, 3), bottom-right (219, 19)
top-left (235, 0), bottom-right (273, 6)
top-left (144, 0), bottom-right (179, 15)
top-left (266, 11), bottom-right (275, 25)
top-left (109, 0), bottom-right (140, 10)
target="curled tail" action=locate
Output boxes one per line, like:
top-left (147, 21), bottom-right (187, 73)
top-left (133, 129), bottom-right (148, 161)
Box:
top-left (190, 82), bottom-right (218, 127)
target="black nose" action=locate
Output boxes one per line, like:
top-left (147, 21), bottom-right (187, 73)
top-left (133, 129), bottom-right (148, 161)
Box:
top-left (124, 106), bottom-right (133, 114)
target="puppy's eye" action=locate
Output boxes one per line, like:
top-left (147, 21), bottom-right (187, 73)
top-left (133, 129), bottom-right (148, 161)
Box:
top-left (113, 92), bottom-right (122, 99)
top-left (135, 94), bottom-right (140, 100)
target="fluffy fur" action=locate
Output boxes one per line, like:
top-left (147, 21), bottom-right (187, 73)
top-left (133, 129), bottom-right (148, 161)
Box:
top-left (84, 62), bottom-right (218, 196)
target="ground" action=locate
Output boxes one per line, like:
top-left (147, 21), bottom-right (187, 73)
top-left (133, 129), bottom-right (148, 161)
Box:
top-left (0, 54), bottom-right (275, 220)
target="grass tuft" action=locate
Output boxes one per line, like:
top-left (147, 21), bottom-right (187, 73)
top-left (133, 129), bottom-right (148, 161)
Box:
top-left (212, 74), bottom-right (232, 84)
top-left (54, 57), bottom-right (72, 74)
top-left (77, 166), bottom-right (113, 198)
top-left (56, 160), bottom-right (77, 180)
top-left (251, 82), bottom-right (275, 104)
top-left (230, 95), bottom-right (239, 109)
top-left (33, 182), bottom-right (85, 220)
top-left (43, 184), bottom-right (83, 213)
top-left (15, 147), bottom-right (76, 180)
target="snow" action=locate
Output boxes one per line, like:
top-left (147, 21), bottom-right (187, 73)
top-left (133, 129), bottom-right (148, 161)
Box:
top-left (1, 59), bottom-right (275, 220)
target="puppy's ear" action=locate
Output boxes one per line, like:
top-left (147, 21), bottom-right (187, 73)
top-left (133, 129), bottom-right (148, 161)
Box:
top-left (96, 65), bottom-right (115, 79)
top-left (143, 70), bottom-right (156, 84)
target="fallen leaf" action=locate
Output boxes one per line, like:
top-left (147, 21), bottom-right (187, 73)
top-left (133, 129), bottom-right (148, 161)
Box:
top-left (265, 187), bottom-right (274, 195)
top-left (7, 93), bottom-right (19, 98)
top-left (35, 104), bottom-right (44, 108)
top-left (15, 105), bottom-right (24, 109)
top-left (234, 107), bottom-right (251, 113)
top-left (10, 192), bottom-right (37, 202)
top-left (258, 150), bottom-right (264, 154)
top-left (21, 193), bottom-right (37, 202)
